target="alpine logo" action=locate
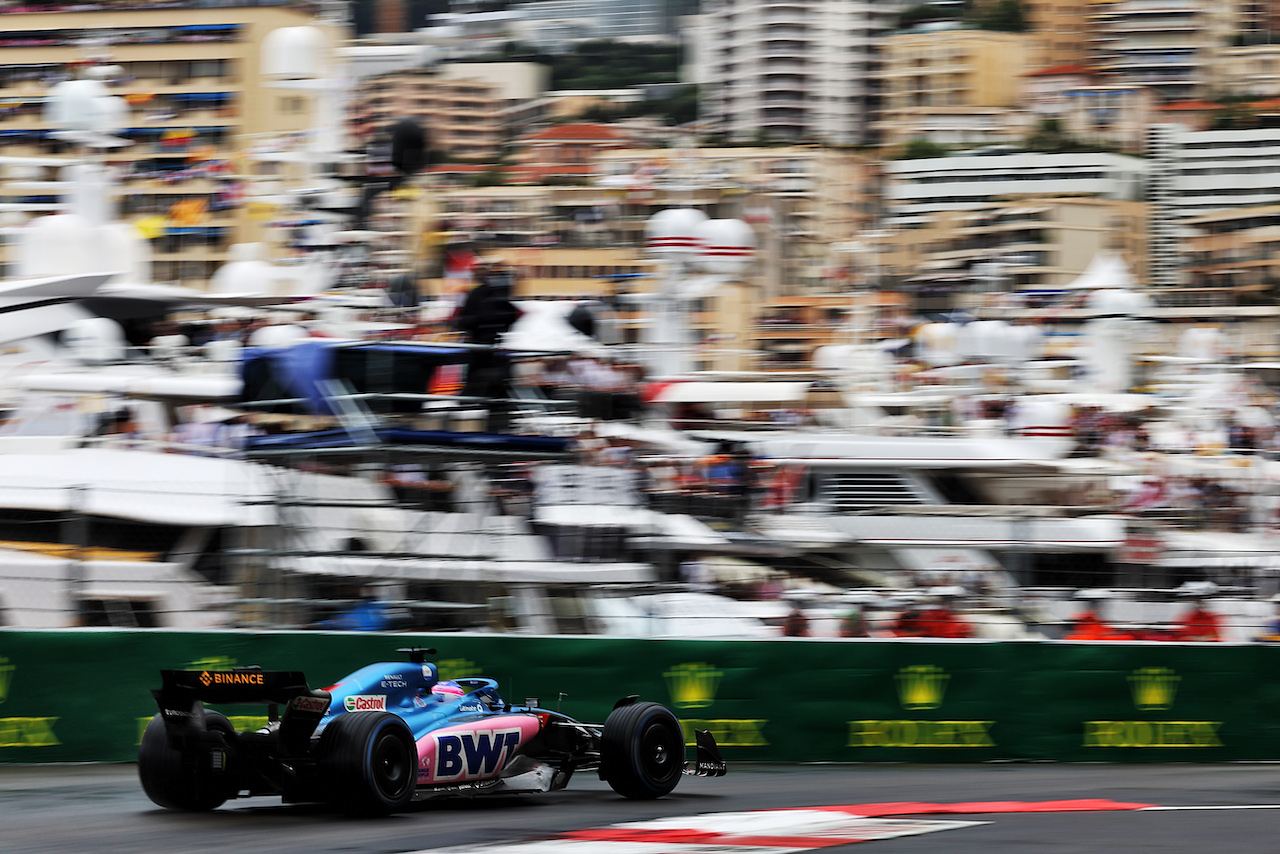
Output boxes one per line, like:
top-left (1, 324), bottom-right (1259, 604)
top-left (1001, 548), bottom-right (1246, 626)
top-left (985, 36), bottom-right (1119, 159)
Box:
top-left (344, 695), bottom-right (387, 712)
top-left (433, 727), bottom-right (522, 781)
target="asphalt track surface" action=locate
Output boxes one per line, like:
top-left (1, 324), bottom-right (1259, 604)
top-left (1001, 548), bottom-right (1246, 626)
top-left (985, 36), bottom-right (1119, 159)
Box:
top-left (5, 763), bottom-right (1280, 853)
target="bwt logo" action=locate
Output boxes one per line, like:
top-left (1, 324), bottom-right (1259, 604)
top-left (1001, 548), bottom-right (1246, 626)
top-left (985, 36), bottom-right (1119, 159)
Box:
top-left (433, 728), bottom-right (522, 781)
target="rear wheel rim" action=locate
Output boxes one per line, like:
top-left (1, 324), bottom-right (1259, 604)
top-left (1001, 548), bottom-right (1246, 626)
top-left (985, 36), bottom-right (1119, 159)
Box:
top-left (370, 730), bottom-right (411, 799)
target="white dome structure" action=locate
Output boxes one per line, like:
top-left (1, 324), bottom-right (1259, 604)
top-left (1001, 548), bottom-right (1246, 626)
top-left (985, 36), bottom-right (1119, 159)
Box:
top-left (15, 214), bottom-right (95, 278)
top-left (261, 26), bottom-right (326, 81)
top-left (44, 79), bottom-right (111, 131)
top-left (695, 218), bottom-right (755, 274)
top-left (99, 221), bottom-right (152, 286)
top-left (644, 208), bottom-right (708, 257)
top-left (915, 322), bottom-right (960, 367)
top-left (62, 316), bottom-right (126, 365)
top-left (209, 244), bottom-right (279, 295)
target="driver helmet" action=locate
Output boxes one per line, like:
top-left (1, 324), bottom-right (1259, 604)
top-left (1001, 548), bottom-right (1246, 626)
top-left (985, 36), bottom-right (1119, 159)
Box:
top-left (431, 680), bottom-right (465, 698)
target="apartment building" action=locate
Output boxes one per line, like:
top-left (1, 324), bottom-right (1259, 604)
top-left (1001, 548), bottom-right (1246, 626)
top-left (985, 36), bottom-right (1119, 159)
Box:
top-left (349, 69), bottom-right (505, 161)
top-left (887, 197), bottom-right (1148, 304)
top-left (1159, 125), bottom-right (1280, 220)
top-left (878, 25), bottom-right (1032, 150)
top-left (1023, 0), bottom-right (1091, 70)
top-left (0, 1), bottom-right (326, 286)
top-left (688, 0), bottom-right (907, 146)
top-left (1219, 42), bottom-right (1280, 98)
top-left (1022, 65), bottom-right (1154, 154)
top-left (1184, 205), bottom-right (1280, 301)
top-left (507, 122), bottom-right (633, 185)
top-left (882, 150), bottom-right (1148, 226)
top-left (1087, 0), bottom-right (1242, 102)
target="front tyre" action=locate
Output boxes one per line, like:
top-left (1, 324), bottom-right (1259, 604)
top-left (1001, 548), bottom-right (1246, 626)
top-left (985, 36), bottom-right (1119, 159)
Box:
top-left (137, 710), bottom-right (238, 811)
top-left (318, 711), bottom-right (417, 816)
top-left (601, 701), bottom-right (684, 799)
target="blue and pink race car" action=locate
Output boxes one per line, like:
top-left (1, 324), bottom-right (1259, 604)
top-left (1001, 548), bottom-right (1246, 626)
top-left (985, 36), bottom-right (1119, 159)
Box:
top-left (139, 648), bottom-right (726, 815)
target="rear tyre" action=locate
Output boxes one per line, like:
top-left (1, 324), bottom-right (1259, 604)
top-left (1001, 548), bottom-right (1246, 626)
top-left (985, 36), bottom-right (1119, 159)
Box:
top-left (318, 711), bottom-right (417, 816)
top-left (601, 701), bottom-right (684, 799)
top-left (138, 710), bottom-right (237, 811)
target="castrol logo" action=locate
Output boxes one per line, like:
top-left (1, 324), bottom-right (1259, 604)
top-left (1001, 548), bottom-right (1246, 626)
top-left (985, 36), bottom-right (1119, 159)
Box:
top-left (343, 694), bottom-right (387, 712)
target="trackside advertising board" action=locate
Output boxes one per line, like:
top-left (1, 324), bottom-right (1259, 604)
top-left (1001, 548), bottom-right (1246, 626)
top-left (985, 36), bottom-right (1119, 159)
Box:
top-left (0, 630), bottom-right (1276, 764)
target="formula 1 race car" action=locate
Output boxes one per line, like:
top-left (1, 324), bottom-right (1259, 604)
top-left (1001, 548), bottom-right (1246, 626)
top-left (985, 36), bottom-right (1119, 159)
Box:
top-left (139, 648), bottom-right (726, 815)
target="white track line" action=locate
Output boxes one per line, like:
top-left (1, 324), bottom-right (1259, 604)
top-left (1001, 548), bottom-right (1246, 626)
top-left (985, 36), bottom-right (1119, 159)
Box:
top-left (1140, 805), bottom-right (1280, 811)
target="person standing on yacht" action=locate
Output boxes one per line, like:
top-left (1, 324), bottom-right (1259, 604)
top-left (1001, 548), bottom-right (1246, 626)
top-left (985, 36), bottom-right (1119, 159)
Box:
top-left (1065, 588), bottom-right (1130, 640)
top-left (1171, 581), bottom-right (1222, 641)
top-left (454, 258), bottom-right (520, 428)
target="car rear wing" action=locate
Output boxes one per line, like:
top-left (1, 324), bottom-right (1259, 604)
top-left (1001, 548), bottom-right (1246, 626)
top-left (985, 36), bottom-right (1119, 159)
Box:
top-left (151, 668), bottom-right (331, 755)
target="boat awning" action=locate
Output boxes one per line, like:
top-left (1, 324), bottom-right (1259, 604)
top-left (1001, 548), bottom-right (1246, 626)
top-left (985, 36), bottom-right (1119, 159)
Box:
top-left (894, 547), bottom-right (1003, 573)
top-left (652, 381), bottom-right (811, 404)
top-left (287, 555), bottom-right (656, 584)
top-left (532, 504), bottom-right (654, 528)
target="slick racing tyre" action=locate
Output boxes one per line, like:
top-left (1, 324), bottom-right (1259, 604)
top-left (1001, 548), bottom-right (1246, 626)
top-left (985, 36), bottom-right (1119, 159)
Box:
top-left (138, 710), bottom-right (238, 811)
top-left (318, 711), bottom-right (417, 816)
top-left (601, 701), bottom-right (684, 800)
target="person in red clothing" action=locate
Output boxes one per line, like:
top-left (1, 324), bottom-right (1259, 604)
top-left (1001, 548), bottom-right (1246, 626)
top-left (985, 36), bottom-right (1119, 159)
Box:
top-left (890, 593), bottom-right (928, 637)
top-left (1172, 581), bottom-right (1222, 641)
top-left (1065, 588), bottom-right (1129, 640)
top-left (782, 603), bottom-right (810, 637)
top-left (917, 586), bottom-right (974, 638)
top-left (891, 588), bottom-right (973, 638)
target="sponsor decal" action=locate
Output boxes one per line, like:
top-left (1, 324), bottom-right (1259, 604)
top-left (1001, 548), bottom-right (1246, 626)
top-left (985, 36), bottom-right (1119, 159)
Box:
top-left (1083, 667), bottom-right (1221, 748)
top-left (1129, 667), bottom-right (1179, 711)
top-left (848, 666), bottom-right (995, 749)
top-left (457, 700), bottom-right (484, 714)
top-left (848, 720), bottom-right (995, 748)
top-left (432, 727), bottom-right (522, 781)
top-left (1082, 720), bottom-right (1222, 748)
top-left (896, 665), bottom-right (948, 710)
top-left (289, 695), bottom-right (330, 714)
top-left (413, 696), bottom-right (430, 708)
top-left (0, 656), bottom-right (14, 705)
top-left (381, 677), bottom-right (408, 689)
top-left (665, 662), bottom-right (722, 710)
top-left (422, 663), bottom-right (438, 683)
top-left (200, 671), bottom-right (264, 687)
top-left (344, 695), bottom-right (387, 712)
top-left (0, 717), bottom-right (59, 747)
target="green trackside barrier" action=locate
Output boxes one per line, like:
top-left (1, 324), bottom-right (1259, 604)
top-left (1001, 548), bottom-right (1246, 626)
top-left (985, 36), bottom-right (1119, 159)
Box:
top-left (1, 630), bottom-right (1277, 764)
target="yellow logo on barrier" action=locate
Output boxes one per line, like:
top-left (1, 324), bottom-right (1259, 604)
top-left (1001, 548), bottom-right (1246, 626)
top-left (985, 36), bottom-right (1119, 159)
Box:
top-left (665, 662), bottom-right (722, 710)
top-left (1083, 667), bottom-right (1220, 748)
top-left (187, 656), bottom-right (237, 671)
top-left (848, 665), bottom-right (995, 748)
top-left (0, 717), bottom-right (59, 747)
top-left (896, 665), bottom-right (949, 710)
top-left (665, 662), bottom-right (766, 746)
top-left (436, 659), bottom-right (479, 681)
top-left (0, 656), bottom-right (14, 705)
top-left (1129, 667), bottom-right (1179, 711)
